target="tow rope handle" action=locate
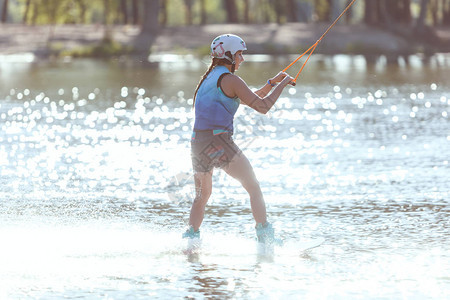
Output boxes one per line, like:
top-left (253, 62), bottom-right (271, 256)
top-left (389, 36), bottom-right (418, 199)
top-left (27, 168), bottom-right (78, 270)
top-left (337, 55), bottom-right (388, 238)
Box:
top-left (283, 0), bottom-right (357, 85)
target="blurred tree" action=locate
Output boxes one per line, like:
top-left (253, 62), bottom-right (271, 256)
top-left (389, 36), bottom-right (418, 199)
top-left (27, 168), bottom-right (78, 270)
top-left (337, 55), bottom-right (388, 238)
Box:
top-left (378, 0), bottom-right (392, 27)
top-left (45, 0), bottom-right (62, 25)
top-left (1, 0), bottom-right (8, 23)
top-left (273, 0), bottom-right (285, 24)
top-left (224, 0), bottom-right (238, 23)
top-left (75, 0), bottom-right (88, 24)
top-left (120, 0), bottom-right (128, 24)
top-left (103, 0), bottom-right (112, 41)
top-left (135, 0), bottom-right (159, 54)
top-left (362, 0), bottom-right (440, 43)
top-left (200, 0), bottom-right (207, 24)
top-left (243, 0), bottom-right (250, 23)
top-left (4, 0), bottom-right (450, 31)
top-left (345, 0), bottom-right (353, 24)
top-left (23, 0), bottom-right (31, 24)
top-left (329, 0), bottom-right (341, 20)
top-left (132, 0), bottom-right (139, 25)
top-left (184, 0), bottom-right (193, 25)
top-left (297, 1), bottom-right (313, 23)
top-left (286, 0), bottom-right (298, 22)
top-left (444, 0), bottom-right (450, 25)
top-left (161, 0), bottom-right (167, 26)
top-left (401, 0), bottom-right (412, 24)
top-left (30, 0), bottom-right (38, 24)
top-left (385, 0), bottom-right (411, 24)
top-left (430, 0), bottom-right (439, 26)
top-left (261, 0), bottom-right (271, 23)
top-left (141, 0), bottom-right (159, 35)
top-left (315, 0), bottom-right (331, 21)
top-left (363, 0), bottom-right (395, 27)
top-left (364, 0), bottom-right (377, 25)
top-left (364, 0), bottom-right (415, 27)
top-left (415, 0), bottom-right (429, 34)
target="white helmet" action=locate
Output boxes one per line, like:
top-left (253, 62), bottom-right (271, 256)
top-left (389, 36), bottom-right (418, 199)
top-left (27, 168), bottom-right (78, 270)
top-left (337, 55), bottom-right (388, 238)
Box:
top-left (211, 34), bottom-right (247, 61)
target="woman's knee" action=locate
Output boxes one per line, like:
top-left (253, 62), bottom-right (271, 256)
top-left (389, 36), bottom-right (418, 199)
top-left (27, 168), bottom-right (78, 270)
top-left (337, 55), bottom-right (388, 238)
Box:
top-left (242, 176), bottom-right (262, 195)
top-left (193, 188), bottom-right (211, 204)
top-left (193, 172), bottom-right (212, 197)
top-left (193, 184), bottom-right (212, 206)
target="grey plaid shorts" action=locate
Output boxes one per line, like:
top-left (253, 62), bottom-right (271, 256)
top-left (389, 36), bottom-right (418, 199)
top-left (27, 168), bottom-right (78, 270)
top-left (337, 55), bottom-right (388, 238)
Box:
top-left (191, 130), bottom-right (242, 173)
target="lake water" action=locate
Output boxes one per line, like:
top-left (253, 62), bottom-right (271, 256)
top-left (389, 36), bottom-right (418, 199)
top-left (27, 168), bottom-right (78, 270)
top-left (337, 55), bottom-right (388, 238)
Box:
top-left (0, 54), bottom-right (449, 299)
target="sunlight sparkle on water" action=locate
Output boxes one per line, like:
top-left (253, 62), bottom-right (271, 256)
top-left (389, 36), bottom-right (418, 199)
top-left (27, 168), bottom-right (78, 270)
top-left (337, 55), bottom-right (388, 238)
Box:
top-left (0, 67), bottom-right (449, 299)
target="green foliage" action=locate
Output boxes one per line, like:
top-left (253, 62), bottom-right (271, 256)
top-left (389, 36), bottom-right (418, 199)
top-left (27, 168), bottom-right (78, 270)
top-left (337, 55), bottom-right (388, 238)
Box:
top-left (52, 39), bottom-right (133, 58)
top-left (193, 45), bottom-right (211, 57)
top-left (344, 42), bottom-right (385, 55)
top-left (8, 0), bottom-right (338, 26)
top-left (21, 0), bottom-right (114, 25)
top-left (164, 0), bottom-right (226, 25)
top-left (314, 0), bottom-right (330, 21)
top-left (4, 0), bottom-right (440, 27)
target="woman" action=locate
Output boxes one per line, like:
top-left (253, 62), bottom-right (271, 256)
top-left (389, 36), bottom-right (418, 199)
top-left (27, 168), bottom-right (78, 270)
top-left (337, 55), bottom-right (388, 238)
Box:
top-left (183, 34), bottom-right (293, 244)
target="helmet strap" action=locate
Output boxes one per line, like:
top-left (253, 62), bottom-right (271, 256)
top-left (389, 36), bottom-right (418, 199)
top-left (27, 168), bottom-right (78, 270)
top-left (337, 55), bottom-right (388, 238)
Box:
top-left (223, 55), bottom-right (233, 63)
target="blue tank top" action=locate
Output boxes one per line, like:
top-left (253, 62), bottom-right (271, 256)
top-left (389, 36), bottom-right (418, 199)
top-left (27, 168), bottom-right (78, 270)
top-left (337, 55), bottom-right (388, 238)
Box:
top-left (193, 66), bottom-right (240, 132)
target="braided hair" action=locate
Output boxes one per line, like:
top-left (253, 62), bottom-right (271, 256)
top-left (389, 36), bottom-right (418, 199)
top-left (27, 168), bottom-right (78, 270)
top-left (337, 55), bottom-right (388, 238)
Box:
top-left (193, 52), bottom-right (235, 106)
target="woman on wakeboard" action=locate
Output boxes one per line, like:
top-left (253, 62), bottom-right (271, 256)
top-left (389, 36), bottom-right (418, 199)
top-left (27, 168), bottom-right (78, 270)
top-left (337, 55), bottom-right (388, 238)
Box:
top-left (183, 34), bottom-right (293, 244)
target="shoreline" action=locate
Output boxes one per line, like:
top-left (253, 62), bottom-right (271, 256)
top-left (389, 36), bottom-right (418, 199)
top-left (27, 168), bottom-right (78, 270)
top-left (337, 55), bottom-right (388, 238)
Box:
top-left (0, 23), bottom-right (449, 59)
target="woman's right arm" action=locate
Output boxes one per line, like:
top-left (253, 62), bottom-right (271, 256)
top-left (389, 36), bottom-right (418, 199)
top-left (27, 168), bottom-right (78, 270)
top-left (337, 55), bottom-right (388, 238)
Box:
top-left (221, 74), bottom-right (293, 114)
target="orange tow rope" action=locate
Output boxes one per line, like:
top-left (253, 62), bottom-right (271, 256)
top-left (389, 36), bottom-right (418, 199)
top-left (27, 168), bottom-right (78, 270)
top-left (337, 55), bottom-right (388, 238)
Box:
top-left (283, 0), bottom-right (357, 84)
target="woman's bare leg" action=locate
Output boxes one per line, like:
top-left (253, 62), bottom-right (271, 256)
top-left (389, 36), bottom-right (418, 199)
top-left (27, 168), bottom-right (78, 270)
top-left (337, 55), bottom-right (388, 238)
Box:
top-left (188, 170), bottom-right (213, 231)
top-left (223, 153), bottom-right (267, 224)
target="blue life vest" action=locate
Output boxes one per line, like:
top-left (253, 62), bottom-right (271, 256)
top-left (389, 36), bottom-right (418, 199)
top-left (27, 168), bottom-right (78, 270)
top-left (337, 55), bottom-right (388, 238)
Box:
top-left (193, 65), bottom-right (240, 133)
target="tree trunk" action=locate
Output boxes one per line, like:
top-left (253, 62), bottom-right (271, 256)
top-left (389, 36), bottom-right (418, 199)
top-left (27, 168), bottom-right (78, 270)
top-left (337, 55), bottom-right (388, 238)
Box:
top-left (136, 0), bottom-right (159, 55)
top-left (326, 0), bottom-right (332, 21)
top-left (160, 0), bottom-right (167, 27)
top-left (365, 0), bottom-right (412, 26)
top-left (286, 0), bottom-right (298, 22)
top-left (76, 0), bottom-right (87, 24)
top-left (1, 0), bottom-right (8, 23)
top-left (224, 0), bottom-right (238, 23)
top-left (120, 0), bottom-right (128, 24)
top-left (440, 0), bottom-right (450, 26)
top-left (104, 0), bottom-right (109, 25)
top-left (23, 0), bottom-right (31, 24)
top-left (364, 0), bottom-right (378, 25)
top-left (386, 0), bottom-right (400, 21)
top-left (243, 0), bottom-right (250, 23)
top-left (345, 0), bottom-right (353, 24)
top-left (200, 0), bottom-right (207, 25)
top-left (314, 0), bottom-right (329, 21)
top-left (442, 0), bottom-right (450, 25)
top-left (132, 0), bottom-right (139, 25)
top-left (386, 0), bottom-right (412, 24)
top-left (31, 0), bottom-right (38, 25)
top-left (330, 0), bottom-right (341, 20)
top-left (103, 0), bottom-right (112, 41)
top-left (184, 0), bottom-right (193, 25)
top-left (379, 0), bottom-right (393, 27)
top-left (430, 0), bottom-right (438, 26)
top-left (443, 0), bottom-right (447, 25)
top-left (274, 0), bottom-right (285, 24)
top-left (401, 0), bottom-right (412, 24)
top-left (141, 0), bottom-right (159, 35)
top-left (416, 0), bottom-right (429, 34)
top-left (263, 0), bottom-right (270, 23)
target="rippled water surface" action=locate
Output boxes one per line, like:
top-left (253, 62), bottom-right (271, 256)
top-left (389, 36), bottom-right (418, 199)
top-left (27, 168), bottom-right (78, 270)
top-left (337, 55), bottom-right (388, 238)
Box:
top-left (0, 55), bottom-right (449, 299)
